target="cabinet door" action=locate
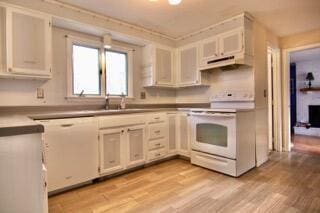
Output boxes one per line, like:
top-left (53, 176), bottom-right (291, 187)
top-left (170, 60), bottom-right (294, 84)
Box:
top-left (168, 114), bottom-right (177, 154)
top-left (178, 114), bottom-right (190, 156)
top-left (178, 45), bottom-right (199, 85)
top-left (6, 7), bottom-right (51, 76)
top-left (127, 125), bottom-right (145, 168)
top-left (155, 47), bottom-right (173, 85)
top-left (99, 128), bottom-right (125, 175)
top-left (199, 37), bottom-right (219, 67)
top-left (219, 29), bottom-right (243, 57)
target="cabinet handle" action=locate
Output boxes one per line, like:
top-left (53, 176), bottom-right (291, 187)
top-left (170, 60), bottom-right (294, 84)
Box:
top-left (61, 124), bottom-right (74, 127)
top-left (24, 60), bottom-right (36, 64)
top-left (155, 130), bottom-right (161, 134)
top-left (155, 153), bottom-right (161, 157)
top-left (221, 52), bottom-right (224, 55)
top-left (154, 117), bottom-right (160, 120)
top-left (109, 160), bottom-right (115, 163)
top-left (8, 68), bottom-right (12, 72)
top-left (155, 143), bottom-right (161, 146)
top-left (121, 130), bottom-right (125, 133)
top-left (134, 154), bottom-right (140, 157)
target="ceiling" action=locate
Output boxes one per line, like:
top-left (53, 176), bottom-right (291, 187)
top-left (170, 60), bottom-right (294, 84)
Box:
top-left (58, 0), bottom-right (320, 39)
top-left (290, 47), bottom-right (320, 63)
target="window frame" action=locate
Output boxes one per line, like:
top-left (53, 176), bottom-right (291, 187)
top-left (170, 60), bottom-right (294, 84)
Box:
top-left (105, 48), bottom-right (128, 97)
top-left (66, 35), bottom-right (133, 100)
top-left (104, 45), bottom-right (133, 98)
top-left (66, 35), bottom-right (104, 99)
top-left (71, 44), bottom-right (102, 96)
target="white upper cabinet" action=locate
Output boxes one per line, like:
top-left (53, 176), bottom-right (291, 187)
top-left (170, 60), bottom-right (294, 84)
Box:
top-left (199, 37), bottom-right (219, 67)
top-left (0, 6), bottom-right (52, 79)
top-left (198, 27), bottom-right (251, 70)
top-left (142, 44), bottom-right (175, 87)
top-left (156, 47), bottom-right (173, 85)
top-left (177, 44), bottom-right (198, 85)
top-left (219, 29), bottom-right (243, 57)
top-left (177, 43), bottom-right (209, 87)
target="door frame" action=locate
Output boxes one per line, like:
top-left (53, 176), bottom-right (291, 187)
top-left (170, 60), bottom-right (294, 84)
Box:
top-left (281, 42), bottom-right (320, 151)
top-left (267, 45), bottom-right (282, 152)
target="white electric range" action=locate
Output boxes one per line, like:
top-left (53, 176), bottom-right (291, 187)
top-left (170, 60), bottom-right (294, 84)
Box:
top-left (189, 91), bottom-right (256, 177)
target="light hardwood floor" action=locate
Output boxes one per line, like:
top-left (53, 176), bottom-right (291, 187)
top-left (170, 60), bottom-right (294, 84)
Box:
top-left (49, 152), bottom-right (320, 213)
top-left (292, 135), bottom-right (320, 155)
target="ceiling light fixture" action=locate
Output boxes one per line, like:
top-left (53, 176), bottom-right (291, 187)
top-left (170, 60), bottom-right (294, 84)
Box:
top-left (168, 0), bottom-right (182, 5)
top-left (149, 0), bottom-right (182, 6)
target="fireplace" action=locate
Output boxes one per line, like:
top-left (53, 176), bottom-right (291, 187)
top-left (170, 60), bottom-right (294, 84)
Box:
top-left (309, 105), bottom-right (320, 128)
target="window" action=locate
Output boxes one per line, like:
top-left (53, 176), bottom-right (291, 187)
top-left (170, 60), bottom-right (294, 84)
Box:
top-left (67, 36), bottom-right (132, 99)
top-left (105, 50), bottom-right (128, 96)
top-left (72, 44), bottom-right (100, 95)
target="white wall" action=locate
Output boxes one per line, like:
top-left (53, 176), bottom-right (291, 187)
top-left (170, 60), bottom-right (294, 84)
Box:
top-left (0, 27), bottom-right (176, 106)
top-left (296, 60), bottom-right (320, 123)
top-left (176, 68), bottom-right (254, 103)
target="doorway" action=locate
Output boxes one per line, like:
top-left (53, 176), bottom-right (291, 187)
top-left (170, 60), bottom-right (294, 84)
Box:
top-left (283, 44), bottom-right (320, 154)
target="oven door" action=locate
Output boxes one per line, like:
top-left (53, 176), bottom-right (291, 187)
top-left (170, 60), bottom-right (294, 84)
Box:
top-left (190, 112), bottom-right (236, 159)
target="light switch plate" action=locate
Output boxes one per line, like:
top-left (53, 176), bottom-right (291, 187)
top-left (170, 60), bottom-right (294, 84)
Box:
top-left (37, 88), bottom-right (44, 99)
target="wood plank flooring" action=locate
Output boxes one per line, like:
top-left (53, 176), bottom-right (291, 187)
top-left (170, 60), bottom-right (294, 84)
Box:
top-left (49, 152), bottom-right (320, 213)
top-left (292, 135), bottom-right (320, 155)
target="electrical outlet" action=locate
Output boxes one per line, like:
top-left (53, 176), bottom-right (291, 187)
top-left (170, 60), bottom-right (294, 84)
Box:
top-left (140, 92), bottom-right (146, 99)
top-left (37, 88), bottom-right (44, 99)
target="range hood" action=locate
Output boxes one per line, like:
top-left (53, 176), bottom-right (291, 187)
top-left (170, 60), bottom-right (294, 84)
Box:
top-left (200, 54), bottom-right (253, 71)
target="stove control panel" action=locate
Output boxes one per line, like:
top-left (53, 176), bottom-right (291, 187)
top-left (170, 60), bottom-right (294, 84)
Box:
top-left (210, 91), bottom-right (254, 102)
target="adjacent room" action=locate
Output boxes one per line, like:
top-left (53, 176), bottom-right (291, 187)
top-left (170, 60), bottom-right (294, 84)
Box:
top-left (290, 47), bottom-right (320, 155)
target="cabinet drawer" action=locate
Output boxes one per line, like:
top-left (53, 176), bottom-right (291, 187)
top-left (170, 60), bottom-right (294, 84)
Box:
top-left (148, 148), bottom-right (167, 161)
top-left (191, 150), bottom-right (236, 177)
top-left (148, 113), bottom-right (166, 124)
top-left (99, 114), bottom-right (145, 129)
top-left (148, 138), bottom-right (166, 150)
top-left (148, 123), bottom-right (167, 140)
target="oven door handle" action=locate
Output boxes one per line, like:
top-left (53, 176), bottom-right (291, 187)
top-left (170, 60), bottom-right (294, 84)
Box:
top-left (189, 112), bottom-right (236, 118)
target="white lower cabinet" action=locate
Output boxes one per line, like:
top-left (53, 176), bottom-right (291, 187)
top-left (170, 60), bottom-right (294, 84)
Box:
top-left (148, 148), bottom-right (167, 161)
top-left (178, 113), bottom-right (191, 157)
top-left (98, 114), bottom-right (147, 176)
top-left (168, 113), bottom-right (178, 154)
top-left (147, 113), bottom-right (169, 162)
top-left (99, 128), bottom-right (126, 175)
top-left (41, 112), bottom-right (191, 192)
top-left (127, 125), bottom-right (146, 168)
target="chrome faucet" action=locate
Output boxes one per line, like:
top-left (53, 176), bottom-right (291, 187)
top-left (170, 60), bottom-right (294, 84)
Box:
top-left (79, 90), bottom-right (85, 97)
top-left (120, 93), bottom-right (126, 109)
top-left (105, 94), bottom-right (110, 110)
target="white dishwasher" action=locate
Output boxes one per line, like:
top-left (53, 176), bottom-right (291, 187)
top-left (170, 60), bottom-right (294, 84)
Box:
top-left (40, 117), bottom-right (99, 192)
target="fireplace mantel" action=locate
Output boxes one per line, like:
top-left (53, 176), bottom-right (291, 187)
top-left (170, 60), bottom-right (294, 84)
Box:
top-left (300, 87), bottom-right (320, 92)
